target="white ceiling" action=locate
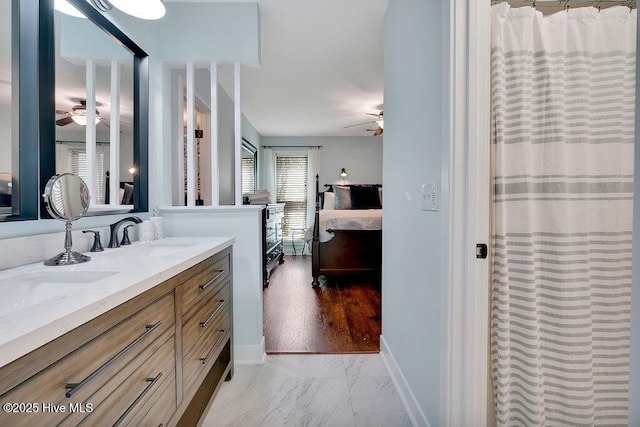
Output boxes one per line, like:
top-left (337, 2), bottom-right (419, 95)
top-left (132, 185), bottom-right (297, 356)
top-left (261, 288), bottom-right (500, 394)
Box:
top-left (167, 0), bottom-right (386, 137)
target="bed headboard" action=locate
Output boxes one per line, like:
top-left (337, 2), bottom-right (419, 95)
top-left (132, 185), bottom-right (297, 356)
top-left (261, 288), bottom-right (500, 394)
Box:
top-left (104, 171), bottom-right (134, 204)
top-left (316, 175), bottom-right (382, 210)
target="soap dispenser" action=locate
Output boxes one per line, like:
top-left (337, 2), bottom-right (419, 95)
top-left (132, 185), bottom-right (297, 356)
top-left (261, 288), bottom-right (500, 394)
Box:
top-left (149, 208), bottom-right (164, 240)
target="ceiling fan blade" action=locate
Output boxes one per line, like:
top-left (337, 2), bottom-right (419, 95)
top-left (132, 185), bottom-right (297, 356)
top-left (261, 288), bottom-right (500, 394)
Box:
top-left (344, 120), bottom-right (376, 129)
top-left (56, 116), bottom-right (74, 126)
top-left (373, 127), bottom-right (383, 136)
top-left (55, 110), bottom-right (69, 115)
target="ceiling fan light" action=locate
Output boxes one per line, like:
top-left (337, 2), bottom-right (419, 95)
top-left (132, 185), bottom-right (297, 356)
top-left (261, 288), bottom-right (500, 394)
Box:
top-left (54, 0), bottom-right (87, 18)
top-left (109, 0), bottom-right (166, 20)
top-left (71, 114), bottom-right (101, 126)
top-left (377, 119), bottom-right (384, 129)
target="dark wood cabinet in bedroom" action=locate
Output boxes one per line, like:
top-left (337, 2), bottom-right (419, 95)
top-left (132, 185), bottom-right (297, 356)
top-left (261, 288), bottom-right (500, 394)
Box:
top-left (263, 203), bottom-right (285, 287)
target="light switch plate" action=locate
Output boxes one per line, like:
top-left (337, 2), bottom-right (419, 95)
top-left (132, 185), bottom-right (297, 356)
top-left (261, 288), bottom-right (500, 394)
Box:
top-left (422, 183), bottom-right (439, 211)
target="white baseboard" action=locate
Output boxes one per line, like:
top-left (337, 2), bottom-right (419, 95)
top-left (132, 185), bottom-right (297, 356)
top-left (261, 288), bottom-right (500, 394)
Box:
top-left (234, 336), bottom-right (266, 365)
top-left (380, 335), bottom-right (430, 427)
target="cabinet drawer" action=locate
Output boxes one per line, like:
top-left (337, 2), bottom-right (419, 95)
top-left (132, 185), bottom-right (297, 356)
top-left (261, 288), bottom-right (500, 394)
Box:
top-left (0, 293), bottom-right (174, 427)
top-left (183, 312), bottom-right (231, 394)
top-left (66, 335), bottom-right (175, 426)
top-left (123, 373), bottom-right (176, 427)
top-left (182, 253), bottom-right (230, 318)
top-left (183, 282), bottom-right (230, 358)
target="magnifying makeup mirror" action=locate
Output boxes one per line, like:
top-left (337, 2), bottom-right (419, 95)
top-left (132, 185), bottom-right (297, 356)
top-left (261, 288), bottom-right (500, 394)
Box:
top-left (42, 173), bottom-right (91, 266)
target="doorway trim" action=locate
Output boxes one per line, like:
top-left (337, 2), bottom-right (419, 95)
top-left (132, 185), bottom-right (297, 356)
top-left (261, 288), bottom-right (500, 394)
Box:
top-left (441, 0), bottom-right (492, 425)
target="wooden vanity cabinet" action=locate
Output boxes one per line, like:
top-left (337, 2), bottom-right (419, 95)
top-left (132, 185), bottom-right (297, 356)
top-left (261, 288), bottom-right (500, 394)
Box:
top-left (0, 246), bottom-right (233, 427)
top-left (176, 248), bottom-right (233, 426)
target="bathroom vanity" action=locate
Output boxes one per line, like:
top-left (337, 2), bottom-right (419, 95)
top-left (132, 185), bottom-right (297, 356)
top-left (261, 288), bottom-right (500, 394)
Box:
top-left (0, 237), bottom-right (233, 426)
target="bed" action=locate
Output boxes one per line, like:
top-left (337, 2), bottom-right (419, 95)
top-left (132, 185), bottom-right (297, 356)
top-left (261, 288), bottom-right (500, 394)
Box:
top-left (104, 171), bottom-right (134, 205)
top-left (306, 175), bottom-right (382, 287)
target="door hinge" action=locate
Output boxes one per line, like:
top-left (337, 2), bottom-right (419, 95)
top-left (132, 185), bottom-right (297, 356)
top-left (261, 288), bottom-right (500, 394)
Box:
top-left (476, 243), bottom-right (488, 259)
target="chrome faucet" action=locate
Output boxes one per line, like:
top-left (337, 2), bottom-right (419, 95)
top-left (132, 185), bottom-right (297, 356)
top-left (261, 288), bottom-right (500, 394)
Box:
top-left (108, 216), bottom-right (143, 248)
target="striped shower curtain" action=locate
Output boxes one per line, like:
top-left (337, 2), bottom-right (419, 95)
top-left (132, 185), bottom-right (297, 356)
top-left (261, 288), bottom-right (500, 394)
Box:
top-left (491, 4), bottom-right (636, 426)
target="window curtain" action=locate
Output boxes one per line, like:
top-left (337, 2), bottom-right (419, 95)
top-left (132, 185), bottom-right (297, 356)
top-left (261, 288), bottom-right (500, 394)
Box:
top-left (262, 147), bottom-right (275, 197)
top-left (491, 4), bottom-right (635, 426)
top-left (306, 146), bottom-right (320, 229)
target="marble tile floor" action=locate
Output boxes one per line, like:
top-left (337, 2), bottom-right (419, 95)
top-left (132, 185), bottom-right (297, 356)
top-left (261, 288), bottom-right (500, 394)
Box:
top-left (201, 354), bottom-right (412, 427)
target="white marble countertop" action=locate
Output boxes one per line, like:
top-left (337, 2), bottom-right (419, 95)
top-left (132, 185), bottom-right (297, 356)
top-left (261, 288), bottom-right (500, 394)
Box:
top-left (0, 236), bottom-right (234, 369)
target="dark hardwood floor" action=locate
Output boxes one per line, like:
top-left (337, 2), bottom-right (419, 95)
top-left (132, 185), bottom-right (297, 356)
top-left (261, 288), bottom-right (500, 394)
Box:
top-left (263, 255), bottom-right (381, 353)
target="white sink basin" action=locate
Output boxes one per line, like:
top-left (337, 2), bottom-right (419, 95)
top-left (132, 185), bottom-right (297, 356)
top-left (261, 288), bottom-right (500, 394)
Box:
top-left (0, 271), bottom-right (117, 315)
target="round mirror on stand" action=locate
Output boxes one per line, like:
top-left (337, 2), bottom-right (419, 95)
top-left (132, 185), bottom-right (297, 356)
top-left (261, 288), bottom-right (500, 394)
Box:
top-left (42, 173), bottom-right (91, 266)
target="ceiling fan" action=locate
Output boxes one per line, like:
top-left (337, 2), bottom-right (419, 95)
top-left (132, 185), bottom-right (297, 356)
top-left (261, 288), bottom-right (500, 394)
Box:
top-left (344, 110), bottom-right (384, 136)
top-left (56, 100), bottom-right (102, 127)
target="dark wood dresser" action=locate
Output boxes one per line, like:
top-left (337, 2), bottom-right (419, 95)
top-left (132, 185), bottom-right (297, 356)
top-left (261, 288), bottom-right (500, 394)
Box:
top-left (263, 203), bottom-right (284, 286)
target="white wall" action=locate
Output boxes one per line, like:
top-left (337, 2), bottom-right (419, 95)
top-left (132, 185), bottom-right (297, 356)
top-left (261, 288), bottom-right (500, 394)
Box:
top-left (160, 206), bottom-right (265, 362)
top-left (259, 136), bottom-right (382, 188)
top-left (104, 3), bottom-right (260, 66)
top-left (382, 0), bottom-right (444, 425)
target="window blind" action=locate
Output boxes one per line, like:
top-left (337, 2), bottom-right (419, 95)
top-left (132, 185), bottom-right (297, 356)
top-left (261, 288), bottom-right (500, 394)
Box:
top-left (241, 157), bottom-right (256, 194)
top-left (68, 149), bottom-right (87, 181)
top-left (65, 144), bottom-right (107, 204)
top-left (276, 155), bottom-right (308, 238)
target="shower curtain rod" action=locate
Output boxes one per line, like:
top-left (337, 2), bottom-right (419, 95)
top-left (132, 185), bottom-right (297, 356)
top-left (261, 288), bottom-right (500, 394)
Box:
top-left (261, 145), bottom-right (322, 149)
top-left (492, 0), bottom-right (636, 4)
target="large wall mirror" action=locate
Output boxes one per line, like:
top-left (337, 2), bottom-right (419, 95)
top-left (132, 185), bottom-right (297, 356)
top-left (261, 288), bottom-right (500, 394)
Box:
top-left (40, 0), bottom-right (149, 217)
top-left (54, 12), bottom-right (135, 207)
top-left (241, 139), bottom-right (257, 195)
top-left (0, 0), bottom-right (40, 222)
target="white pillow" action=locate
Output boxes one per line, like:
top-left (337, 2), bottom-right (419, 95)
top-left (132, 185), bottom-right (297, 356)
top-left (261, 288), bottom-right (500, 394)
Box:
top-left (323, 191), bottom-right (335, 210)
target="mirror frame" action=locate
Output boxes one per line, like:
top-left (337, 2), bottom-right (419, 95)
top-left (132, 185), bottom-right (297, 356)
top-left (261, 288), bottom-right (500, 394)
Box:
top-left (40, 0), bottom-right (149, 218)
top-left (0, 0), bottom-right (40, 222)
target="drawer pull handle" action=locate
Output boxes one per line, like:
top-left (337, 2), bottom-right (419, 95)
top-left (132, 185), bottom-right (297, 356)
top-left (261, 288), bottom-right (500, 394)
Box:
top-left (199, 270), bottom-right (225, 290)
top-left (65, 321), bottom-right (163, 398)
top-left (200, 300), bottom-right (227, 328)
top-left (113, 372), bottom-right (163, 427)
top-left (199, 328), bottom-right (229, 365)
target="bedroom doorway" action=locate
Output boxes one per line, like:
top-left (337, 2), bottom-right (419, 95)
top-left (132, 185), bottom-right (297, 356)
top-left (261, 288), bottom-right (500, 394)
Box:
top-left (262, 146), bottom-right (382, 353)
top-left (263, 255), bottom-right (381, 353)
